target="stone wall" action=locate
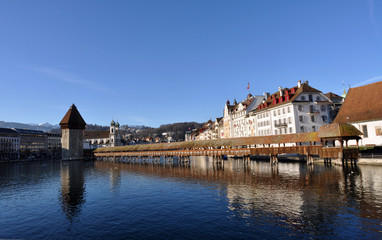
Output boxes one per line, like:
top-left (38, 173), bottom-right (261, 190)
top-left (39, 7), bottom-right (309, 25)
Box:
top-left (61, 129), bottom-right (83, 160)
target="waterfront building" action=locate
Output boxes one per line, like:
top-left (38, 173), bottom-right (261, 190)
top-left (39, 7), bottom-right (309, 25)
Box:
top-left (14, 129), bottom-right (48, 158)
top-left (185, 131), bottom-right (192, 141)
top-left (334, 81), bottom-right (382, 146)
top-left (223, 94), bottom-right (264, 138)
top-left (60, 104), bottom-right (86, 160)
top-left (0, 128), bottom-right (20, 160)
top-left (249, 81), bottom-right (332, 137)
top-left (325, 92), bottom-right (344, 122)
top-left (47, 133), bottom-right (61, 158)
top-left (194, 120), bottom-right (214, 140)
top-left (83, 120), bottom-right (121, 149)
top-left (223, 100), bottom-right (235, 138)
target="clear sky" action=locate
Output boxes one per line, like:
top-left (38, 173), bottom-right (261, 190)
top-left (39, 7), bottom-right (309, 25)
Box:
top-left (1, 0), bottom-right (382, 127)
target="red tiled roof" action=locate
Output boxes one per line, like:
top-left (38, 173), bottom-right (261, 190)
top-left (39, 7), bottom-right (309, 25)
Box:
top-left (255, 83), bottom-right (322, 112)
top-left (59, 104), bottom-right (86, 129)
top-left (334, 81), bottom-right (382, 123)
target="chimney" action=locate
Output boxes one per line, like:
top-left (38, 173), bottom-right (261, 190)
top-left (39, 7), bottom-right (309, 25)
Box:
top-left (298, 80), bottom-right (302, 88)
top-left (263, 92), bottom-right (270, 99)
top-left (279, 86), bottom-right (283, 96)
top-left (305, 80), bottom-right (309, 85)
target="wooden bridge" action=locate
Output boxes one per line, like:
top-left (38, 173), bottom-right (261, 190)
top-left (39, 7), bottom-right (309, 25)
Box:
top-left (94, 123), bottom-right (363, 165)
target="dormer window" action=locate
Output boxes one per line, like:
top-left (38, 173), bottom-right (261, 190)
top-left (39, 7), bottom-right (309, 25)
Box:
top-left (301, 95), bottom-right (306, 101)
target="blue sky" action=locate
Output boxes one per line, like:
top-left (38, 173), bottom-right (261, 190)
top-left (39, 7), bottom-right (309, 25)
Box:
top-left (1, 0), bottom-right (382, 127)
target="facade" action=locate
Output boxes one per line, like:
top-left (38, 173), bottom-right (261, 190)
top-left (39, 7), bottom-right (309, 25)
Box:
top-left (0, 128), bottom-right (20, 160)
top-left (334, 81), bottom-right (382, 146)
top-left (223, 94), bottom-right (265, 138)
top-left (60, 104), bottom-right (86, 160)
top-left (251, 81), bottom-right (331, 136)
top-left (221, 81), bottom-right (332, 139)
top-left (83, 120), bottom-right (121, 149)
top-left (1, 128), bottom-right (61, 160)
top-left (194, 120), bottom-right (214, 140)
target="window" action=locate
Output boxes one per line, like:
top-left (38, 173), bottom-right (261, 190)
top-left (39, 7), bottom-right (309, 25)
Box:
top-left (289, 127), bottom-right (292, 133)
top-left (309, 105), bottom-right (315, 113)
top-left (316, 96), bottom-right (321, 101)
top-left (299, 116), bottom-right (304, 123)
top-left (288, 117), bottom-right (292, 123)
top-left (322, 116), bottom-right (327, 122)
top-left (288, 107), bottom-right (290, 113)
top-left (274, 120), bottom-right (277, 125)
top-left (321, 105), bottom-right (326, 112)
top-left (298, 105), bottom-right (304, 112)
top-left (283, 108), bottom-right (285, 114)
top-left (309, 94), bottom-right (313, 101)
top-left (312, 126), bottom-right (316, 132)
top-left (301, 96), bottom-right (306, 101)
top-left (376, 126), bottom-right (382, 136)
top-left (275, 129), bottom-right (278, 135)
top-left (274, 111), bottom-right (276, 116)
top-left (362, 125), bottom-right (368, 138)
top-left (311, 116), bottom-right (316, 122)
top-left (300, 126), bottom-right (305, 132)
top-left (278, 109), bottom-right (280, 115)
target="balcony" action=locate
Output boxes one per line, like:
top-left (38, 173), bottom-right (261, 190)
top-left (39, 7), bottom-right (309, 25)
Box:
top-left (275, 123), bottom-right (288, 128)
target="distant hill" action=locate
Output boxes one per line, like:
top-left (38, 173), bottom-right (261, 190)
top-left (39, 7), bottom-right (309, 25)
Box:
top-left (0, 121), bottom-right (59, 132)
top-left (132, 122), bottom-right (203, 141)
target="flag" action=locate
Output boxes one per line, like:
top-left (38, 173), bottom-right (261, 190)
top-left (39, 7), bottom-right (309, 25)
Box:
top-left (247, 82), bottom-right (250, 90)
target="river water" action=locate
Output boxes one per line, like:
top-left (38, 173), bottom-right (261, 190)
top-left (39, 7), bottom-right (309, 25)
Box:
top-left (0, 157), bottom-right (381, 239)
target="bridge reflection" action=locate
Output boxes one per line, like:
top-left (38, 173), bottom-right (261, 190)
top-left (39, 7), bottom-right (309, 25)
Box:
top-left (93, 157), bottom-right (382, 230)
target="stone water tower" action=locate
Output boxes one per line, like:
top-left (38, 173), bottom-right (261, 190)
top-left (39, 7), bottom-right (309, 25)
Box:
top-left (60, 104), bottom-right (86, 160)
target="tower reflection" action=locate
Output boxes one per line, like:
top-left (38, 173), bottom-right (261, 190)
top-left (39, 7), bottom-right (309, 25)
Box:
top-left (59, 160), bottom-right (85, 221)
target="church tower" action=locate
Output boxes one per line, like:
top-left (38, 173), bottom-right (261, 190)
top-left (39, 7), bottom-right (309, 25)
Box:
top-left (110, 120), bottom-right (116, 147)
top-left (60, 104), bottom-right (86, 160)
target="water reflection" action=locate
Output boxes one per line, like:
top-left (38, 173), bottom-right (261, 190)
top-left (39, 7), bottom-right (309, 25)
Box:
top-left (94, 157), bottom-right (382, 236)
top-left (59, 160), bottom-right (86, 220)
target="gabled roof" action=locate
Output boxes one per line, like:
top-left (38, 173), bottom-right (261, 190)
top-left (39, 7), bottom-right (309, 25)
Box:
top-left (84, 130), bottom-right (110, 139)
top-left (334, 81), bottom-right (382, 123)
top-left (59, 104), bottom-right (86, 129)
top-left (255, 82), bottom-right (325, 112)
top-left (325, 92), bottom-right (343, 104)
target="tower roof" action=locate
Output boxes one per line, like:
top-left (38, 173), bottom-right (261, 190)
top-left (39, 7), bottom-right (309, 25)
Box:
top-left (59, 104), bottom-right (86, 129)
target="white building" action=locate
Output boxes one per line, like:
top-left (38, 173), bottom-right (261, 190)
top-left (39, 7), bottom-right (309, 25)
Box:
top-left (250, 81), bottom-right (331, 136)
top-left (334, 81), bottom-right (382, 147)
top-left (223, 94), bottom-right (264, 138)
top-left (84, 120), bottom-right (121, 149)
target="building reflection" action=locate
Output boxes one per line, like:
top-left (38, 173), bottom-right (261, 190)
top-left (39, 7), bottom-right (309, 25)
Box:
top-left (59, 160), bottom-right (85, 221)
top-left (94, 157), bottom-right (382, 230)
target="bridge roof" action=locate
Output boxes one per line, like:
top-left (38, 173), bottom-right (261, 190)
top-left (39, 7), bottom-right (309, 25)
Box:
top-left (94, 132), bottom-right (320, 153)
top-left (318, 123), bottom-right (363, 140)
